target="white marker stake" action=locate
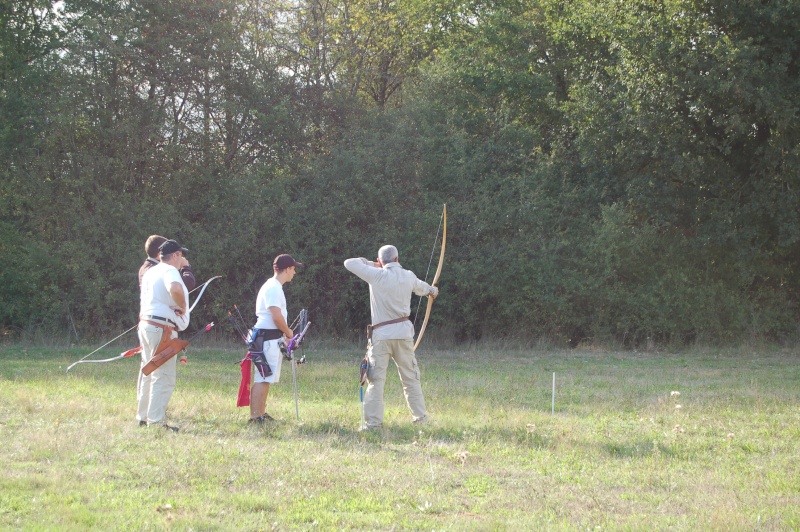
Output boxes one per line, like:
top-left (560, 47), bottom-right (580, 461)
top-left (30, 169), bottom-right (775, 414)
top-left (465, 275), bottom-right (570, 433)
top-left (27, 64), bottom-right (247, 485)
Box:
top-left (552, 372), bottom-right (555, 414)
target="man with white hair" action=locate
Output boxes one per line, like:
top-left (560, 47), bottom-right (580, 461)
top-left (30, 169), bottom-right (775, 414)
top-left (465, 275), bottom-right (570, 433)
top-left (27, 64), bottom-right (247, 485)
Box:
top-left (344, 245), bottom-right (439, 430)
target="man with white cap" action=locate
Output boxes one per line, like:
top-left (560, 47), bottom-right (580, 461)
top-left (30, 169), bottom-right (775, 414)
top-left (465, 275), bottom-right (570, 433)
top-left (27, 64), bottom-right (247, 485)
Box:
top-left (137, 239), bottom-right (191, 431)
top-left (344, 245), bottom-right (438, 430)
top-left (248, 253), bottom-right (303, 423)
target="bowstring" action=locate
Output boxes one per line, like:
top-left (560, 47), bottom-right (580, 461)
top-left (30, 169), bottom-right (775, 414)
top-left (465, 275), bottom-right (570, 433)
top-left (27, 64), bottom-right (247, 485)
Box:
top-left (69, 277), bottom-right (214, 367)
top-left (299, 309), bottom-right (308, 363)
top-left (289, 309), bottom-right (306, 332)
top-left (413, 210), bottom-right (445, 329)
top-left (287, 309), bottom-right (308, 363)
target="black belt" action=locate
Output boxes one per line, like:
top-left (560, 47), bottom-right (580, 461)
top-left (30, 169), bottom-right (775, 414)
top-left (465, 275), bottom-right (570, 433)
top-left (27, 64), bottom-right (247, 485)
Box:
top-left (141, 315), bottom-right (177, 327)
top-left (252, 328), bottom-right (283, 341)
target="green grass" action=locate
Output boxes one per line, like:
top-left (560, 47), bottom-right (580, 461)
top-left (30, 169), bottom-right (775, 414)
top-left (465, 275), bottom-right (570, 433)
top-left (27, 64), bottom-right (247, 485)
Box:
top-left (1, 342), bottom-right (799, 530)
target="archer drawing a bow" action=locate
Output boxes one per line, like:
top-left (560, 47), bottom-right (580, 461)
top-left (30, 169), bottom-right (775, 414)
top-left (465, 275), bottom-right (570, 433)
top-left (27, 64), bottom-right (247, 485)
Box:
top-left (141, 322), bottom-right (215, 376)
top-left (66, 276), bottom-right (222, 373)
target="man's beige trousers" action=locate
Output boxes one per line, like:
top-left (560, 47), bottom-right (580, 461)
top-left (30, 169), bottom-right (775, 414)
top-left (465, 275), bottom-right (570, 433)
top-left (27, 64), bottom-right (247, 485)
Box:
top-left (137, 323), bottom-right (178, 424)
top-left (364, 338), bottom-right (427, 428)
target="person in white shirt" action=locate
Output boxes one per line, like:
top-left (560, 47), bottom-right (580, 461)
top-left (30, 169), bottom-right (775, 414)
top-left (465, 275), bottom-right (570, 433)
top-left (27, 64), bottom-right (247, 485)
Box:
top-left (344, 245), bottom-right (438, 430)
top-left (137, 239), bottom-right (191, 431)
top-left (138, 234), bottom-right (196, 290)
top-left (249, 254), bottom-right (303, 423)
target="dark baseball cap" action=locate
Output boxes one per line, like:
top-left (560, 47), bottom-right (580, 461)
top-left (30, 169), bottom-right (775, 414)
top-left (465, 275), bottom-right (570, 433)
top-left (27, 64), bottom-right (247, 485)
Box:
top-left (159, 239), bottom-right (189, 255)
top-left (273, 254), bottom-right (303, 270)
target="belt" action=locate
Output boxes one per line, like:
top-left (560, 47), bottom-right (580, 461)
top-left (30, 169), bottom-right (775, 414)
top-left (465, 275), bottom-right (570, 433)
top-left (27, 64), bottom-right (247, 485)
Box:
top-left (141, 315), bottom-right (177, 327)
top-left (366, 316), bottom-right (409, 339)
top-left (253, 328), bottom-right (284, 341)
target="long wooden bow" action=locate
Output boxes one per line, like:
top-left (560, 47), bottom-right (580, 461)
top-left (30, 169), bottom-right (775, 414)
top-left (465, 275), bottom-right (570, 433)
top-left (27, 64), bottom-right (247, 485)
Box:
top-left (413, 204), bottom-right (447, 351)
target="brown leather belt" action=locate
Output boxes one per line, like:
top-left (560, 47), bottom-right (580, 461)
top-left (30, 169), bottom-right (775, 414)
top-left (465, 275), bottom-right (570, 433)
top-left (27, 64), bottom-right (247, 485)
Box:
top-left (366, 316), bottom-right (409, 340)
top-left (141, 319), bottom-right (176, 331)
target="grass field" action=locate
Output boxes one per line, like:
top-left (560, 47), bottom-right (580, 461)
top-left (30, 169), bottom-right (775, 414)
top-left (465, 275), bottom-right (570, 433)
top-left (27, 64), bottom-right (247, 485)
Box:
top-left (1, 340), bottom-right (799, 530)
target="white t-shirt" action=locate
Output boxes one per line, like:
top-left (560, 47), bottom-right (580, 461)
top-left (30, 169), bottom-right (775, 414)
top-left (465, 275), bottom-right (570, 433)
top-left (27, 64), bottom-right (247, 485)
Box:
top-left (140, 262), bottom-right (190, 331)
top-left (254, 277), bottom-right (286, 330)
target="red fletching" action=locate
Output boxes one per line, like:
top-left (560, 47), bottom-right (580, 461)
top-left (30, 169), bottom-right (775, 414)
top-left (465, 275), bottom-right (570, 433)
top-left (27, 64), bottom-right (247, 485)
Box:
top-left (120, 346), bottom-right (142, 358)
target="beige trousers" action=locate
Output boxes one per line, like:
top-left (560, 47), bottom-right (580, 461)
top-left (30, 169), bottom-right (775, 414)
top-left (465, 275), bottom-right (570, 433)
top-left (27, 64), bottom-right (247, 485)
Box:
top-left (137, 322), bottom-right (178, 424)
top-left (364, 338), bottom-right (427, 428)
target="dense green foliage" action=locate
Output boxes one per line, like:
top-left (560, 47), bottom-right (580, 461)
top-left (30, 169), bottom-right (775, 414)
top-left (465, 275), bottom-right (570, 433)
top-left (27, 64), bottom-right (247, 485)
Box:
top-left (1, 0), bottom-right (798, 346)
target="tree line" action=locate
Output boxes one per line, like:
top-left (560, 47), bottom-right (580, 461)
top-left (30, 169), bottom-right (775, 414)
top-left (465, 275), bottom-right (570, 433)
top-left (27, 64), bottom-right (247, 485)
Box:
top-left (1, 0), bottom-right (798, 347)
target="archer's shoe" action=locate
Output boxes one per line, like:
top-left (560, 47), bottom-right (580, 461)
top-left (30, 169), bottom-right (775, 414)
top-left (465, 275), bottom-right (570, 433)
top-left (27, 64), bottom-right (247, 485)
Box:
top-left (248, 413), bottom-right (275, 424)
top-left (138, 420), bottom-right (147, 427)
top-left (412, 415), bottom-right (428, 425)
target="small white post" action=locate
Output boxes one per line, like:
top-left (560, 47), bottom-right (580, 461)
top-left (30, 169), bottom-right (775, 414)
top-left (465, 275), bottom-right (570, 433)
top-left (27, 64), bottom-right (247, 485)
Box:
top-left (551, 372), bottom-right (555, 414)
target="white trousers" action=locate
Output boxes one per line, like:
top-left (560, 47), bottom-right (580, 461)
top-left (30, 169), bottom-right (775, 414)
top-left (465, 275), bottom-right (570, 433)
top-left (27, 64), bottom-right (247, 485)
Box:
top-left (136, 322), bottom-right (177, 424)
top-left (252, 339), bottom-right (283, 384)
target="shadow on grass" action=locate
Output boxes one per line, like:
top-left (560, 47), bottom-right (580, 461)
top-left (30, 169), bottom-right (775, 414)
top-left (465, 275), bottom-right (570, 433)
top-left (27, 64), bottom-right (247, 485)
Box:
top-left (602, 439), bottom-right (683, 459)
top-left (293, 420), bottom-right (554, 449)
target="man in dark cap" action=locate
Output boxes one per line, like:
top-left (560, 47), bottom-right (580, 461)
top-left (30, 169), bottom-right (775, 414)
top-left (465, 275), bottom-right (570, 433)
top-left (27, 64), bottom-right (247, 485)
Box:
top-left (138, 234), bottom-right (196, 290)
top-left (136, 239), bottom-right (192, 431)
top-left (248, 254), bottom-right (303, 423)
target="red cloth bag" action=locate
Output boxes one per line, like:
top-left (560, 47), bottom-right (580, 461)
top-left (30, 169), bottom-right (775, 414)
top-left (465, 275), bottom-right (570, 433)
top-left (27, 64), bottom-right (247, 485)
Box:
top-left (237, 354), bottom-right (251, 407)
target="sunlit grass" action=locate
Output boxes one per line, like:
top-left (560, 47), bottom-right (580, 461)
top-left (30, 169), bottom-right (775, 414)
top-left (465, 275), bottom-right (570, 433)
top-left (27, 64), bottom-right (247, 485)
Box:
top-left (1, 342), bottom-right (799, 529)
